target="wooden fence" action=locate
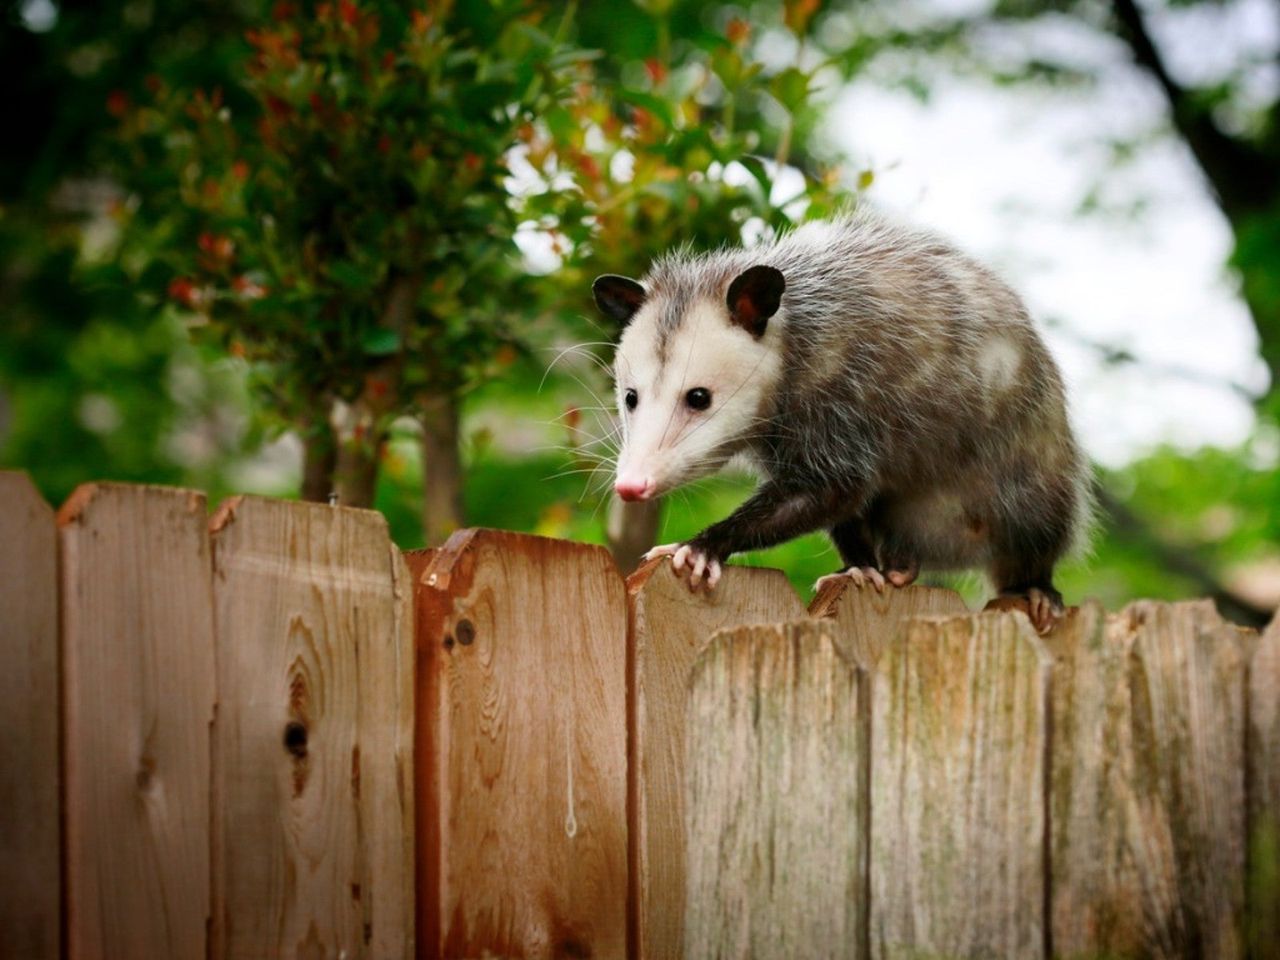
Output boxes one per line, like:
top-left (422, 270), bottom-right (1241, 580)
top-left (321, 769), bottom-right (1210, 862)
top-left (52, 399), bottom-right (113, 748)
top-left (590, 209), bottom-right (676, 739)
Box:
top-left (1, 471), bottom-right (1277, 960)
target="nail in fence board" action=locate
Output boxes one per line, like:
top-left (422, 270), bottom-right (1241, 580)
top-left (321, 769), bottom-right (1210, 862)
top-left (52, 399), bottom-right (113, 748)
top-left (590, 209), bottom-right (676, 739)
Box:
top-left (809, 580), bottom-right (967, 666)
top-left (870, 612), bottom-right (1051, 960)
top-left (58, 483), bottom-right (216, 959)
top-left (413, 530), bottom-right (628, 959)
top-left (0, 473), bottom-right (60, 959)
top-left (683, 621), bottom-right (866, 959)
top-left (209, 496), bottom-right (414, 959)
top-left (1250, 615), bottom-right (1280, 959)
top-left (627, 558), bottom-right (806, 957)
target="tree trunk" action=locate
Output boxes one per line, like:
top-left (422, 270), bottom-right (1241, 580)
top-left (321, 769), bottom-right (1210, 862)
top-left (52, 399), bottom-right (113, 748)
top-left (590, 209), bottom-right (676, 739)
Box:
top-left (420, 392), bottom-right (464, 546)
top-left (300, 416), bottom-right (337, 503)
top-left (607, 497), bottom-right (663, 576)
top-left (333, 399), bottom-right (382, 509)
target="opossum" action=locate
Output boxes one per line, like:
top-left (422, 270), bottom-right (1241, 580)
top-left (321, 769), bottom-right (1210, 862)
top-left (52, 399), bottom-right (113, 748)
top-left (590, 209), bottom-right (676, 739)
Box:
top-left (592, 208), bottom-right (1090, 632)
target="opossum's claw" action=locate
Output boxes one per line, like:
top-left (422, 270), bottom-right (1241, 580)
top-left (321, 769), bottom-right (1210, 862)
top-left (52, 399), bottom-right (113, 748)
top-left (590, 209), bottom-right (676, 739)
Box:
top-left (647, 541), bottom-right (722, 591)
top-left (1026, 587), bottom-right (1062, 634)
top-left (684, 546), bottom-right (721, 592)
top-left (814, 565), bottom-right (893, 594)
top-left (672, 544), bottom-right (693, 573)
top-left (643, 542), bottom-right (683, 562)
top-left (706, 558), bottom-right (722, 589)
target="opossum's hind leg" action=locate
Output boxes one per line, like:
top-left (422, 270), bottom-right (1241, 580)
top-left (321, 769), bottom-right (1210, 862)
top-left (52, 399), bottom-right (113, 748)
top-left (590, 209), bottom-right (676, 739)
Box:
top-left (870, 514), bottom-right (922, 588)
top-left (815, 517), bottom-right (917, 593)
top-left (988, 476), bottom-right (1074, 633)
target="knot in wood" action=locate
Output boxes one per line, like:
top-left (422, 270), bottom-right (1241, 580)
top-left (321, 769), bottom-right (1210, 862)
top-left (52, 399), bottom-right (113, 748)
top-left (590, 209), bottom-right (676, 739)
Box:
top-left (283, 721), bottom-right (309, 759)
top-left (456, 618), bottom-right (476, 646)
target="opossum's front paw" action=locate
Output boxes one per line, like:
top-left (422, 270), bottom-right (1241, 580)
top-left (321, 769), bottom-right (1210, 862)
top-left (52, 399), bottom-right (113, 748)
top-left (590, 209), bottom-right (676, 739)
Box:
top-left (646, 541), bottom-right (722, 591)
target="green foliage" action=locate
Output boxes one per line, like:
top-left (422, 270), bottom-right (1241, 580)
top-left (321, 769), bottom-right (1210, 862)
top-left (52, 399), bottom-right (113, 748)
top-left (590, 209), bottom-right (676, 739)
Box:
top-left (112, 0), bottom-right (585, 442)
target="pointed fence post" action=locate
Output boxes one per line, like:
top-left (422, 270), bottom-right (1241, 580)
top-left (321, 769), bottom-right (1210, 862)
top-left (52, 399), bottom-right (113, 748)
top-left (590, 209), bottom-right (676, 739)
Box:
top-left (209, 496), bottom-right (414, 959)
top-left (411, 530), bottom-right (629, 959)
top-left (0, 472), bottom-right (60, 960)
top-left (58, 483), bottom-right (217, 959)
top-left (628, 558), bottom-right (807, 957)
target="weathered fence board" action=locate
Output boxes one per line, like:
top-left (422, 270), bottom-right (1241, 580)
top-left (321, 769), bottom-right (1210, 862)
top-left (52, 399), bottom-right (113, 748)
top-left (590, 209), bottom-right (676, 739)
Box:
top-left (58, 483), bottom-right (216, 959)
top-left (1045, 602), bottom-right (1148, 957)
top-left (684, 621), bottom-right (866, 959)
top-left (870, 611), bottom-right (1051, 960)
top-left (1048, 600), bottom-right (1252, 959)
top-left (1127, 601), bottom-right (1248, 958)
top-left (209, 496), bottom-right (414, 959)
top-left (1250, 614), bottom-right (1280, 959)
top-left (809, 578), bottom-right (967, 666)
top-left (627, 558), bottom-right (806, 958)
top-left (0, 473), bottom-right (60, 960)
top-left (413, 530), bottom-right (628, 959)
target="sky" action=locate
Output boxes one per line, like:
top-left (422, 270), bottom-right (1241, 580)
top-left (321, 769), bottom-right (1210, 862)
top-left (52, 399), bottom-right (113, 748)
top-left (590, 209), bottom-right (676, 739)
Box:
top-left (820, 0), bottom-right (1277, 467)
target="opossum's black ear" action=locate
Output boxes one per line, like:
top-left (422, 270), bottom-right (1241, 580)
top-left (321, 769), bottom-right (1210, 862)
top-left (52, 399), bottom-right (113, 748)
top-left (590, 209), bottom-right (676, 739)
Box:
top-left (593, 275), bottom-right (647, 326)
top-left (727, 265), bottom-right (785, 338)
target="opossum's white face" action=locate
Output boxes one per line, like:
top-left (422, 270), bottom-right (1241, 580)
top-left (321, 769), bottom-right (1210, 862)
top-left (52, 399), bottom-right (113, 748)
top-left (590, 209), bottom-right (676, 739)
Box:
top-left (596, 267), bottom-right (786, 502)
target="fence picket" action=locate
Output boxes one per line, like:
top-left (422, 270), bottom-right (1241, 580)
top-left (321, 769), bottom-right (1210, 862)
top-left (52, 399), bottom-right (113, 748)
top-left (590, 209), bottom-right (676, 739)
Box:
top-left (869, 611), bottom-right (1051, 960)
top-left (1111, 601), bottom-right (1248, 958)
top-left (1249, 615), bottom-right (1280, 959)
top-left (809, 580), bottom-right (967, 666)
top-left (412, 529), bottom-right (628, 959)
top-left (683, 620), bottom-right (866, 959)
top-left (209, 496), bottom-right (414, 959)
top-left (0, 473), bottom-right (60, 960)
top-left (627, 558), bottom-right (806, 957)
top-left (58, 483), bottom-right (216, 959)
top-left (1044, 602), bottom-right (1152, 957)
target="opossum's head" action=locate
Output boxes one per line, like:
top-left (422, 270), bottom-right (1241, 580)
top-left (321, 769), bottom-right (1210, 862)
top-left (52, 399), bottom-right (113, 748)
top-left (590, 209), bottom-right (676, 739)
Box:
top-left (594, 265), bottom-right (786, 502)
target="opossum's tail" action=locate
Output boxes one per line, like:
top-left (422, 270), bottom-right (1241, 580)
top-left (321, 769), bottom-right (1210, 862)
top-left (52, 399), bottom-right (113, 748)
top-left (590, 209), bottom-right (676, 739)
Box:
top-left (1064, 449), bottom-right (1099, 562)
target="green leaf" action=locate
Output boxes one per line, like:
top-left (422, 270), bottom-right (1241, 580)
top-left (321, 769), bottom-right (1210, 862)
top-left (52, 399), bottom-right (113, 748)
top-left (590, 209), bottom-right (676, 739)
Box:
top-left (769, 67), bottom-right (810, 114)
top-left (327, 261), bottom-right (375, 292)
top-left (361, 327), bottom-right (401, 356)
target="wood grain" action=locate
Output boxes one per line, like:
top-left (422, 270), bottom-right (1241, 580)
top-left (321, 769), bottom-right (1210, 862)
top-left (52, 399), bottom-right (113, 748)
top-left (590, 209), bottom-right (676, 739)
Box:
top-left (1044, 601), bottom-right (1148, 957)
top-left (0, 472), bottom-right (60, 960)
top-left (58, 483), bottom-right (216, 959)
top-left (683, 621), bottom-right (866, 960)
top-left (627, 558), bottom-right (806, 958)
top-left (1124, 601), bottom-right (1248, 959)
top-left (1048, 600), bottom-right (1252, 959)
top-left (869, 611), bottom-right (1051, 960)
top-left (209, 496), bottom-right (414, 959)
top-left (1249, 614), bottom-right (1280, 959)
top-left (808, 580), bottom-right (967, 667)
top-left (414, 529), bottom-right (628, 959)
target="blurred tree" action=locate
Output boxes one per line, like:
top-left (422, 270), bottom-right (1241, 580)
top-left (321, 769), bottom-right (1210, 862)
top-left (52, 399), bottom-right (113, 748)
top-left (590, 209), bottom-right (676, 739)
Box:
top-left (1, 0), bottom-right (271, 505)
top-left (112, 0), bottom-right (590, 546)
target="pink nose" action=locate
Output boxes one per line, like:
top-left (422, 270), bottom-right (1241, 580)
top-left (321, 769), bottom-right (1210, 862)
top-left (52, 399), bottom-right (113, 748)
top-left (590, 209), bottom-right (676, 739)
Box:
top-left (614, 477), bottom-right (655, 502)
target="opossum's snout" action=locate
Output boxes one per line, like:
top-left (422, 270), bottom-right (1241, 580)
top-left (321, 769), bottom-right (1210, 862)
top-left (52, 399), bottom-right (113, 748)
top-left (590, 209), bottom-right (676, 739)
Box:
top-left (614, 474), bottom-right (655, 502)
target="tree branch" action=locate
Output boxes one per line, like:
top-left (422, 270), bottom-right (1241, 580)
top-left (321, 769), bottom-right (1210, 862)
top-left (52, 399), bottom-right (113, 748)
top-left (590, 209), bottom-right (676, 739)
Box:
top-left (1094, 481), bottom-right (1272, 628)
top-left (1109, 0), bottom-right (1278, 217)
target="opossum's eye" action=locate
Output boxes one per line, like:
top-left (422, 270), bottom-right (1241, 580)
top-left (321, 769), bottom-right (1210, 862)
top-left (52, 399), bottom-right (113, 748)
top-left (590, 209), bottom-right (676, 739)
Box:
top-left (625, 388), bottom-right (638, 411)
top-left (685, 388), bottom-right (711, 411)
